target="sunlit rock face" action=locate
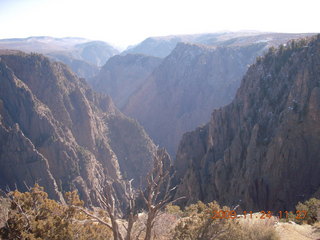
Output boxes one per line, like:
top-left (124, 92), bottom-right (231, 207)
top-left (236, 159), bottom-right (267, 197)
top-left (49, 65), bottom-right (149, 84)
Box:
top-left (122, 33), bottom-right (314, 157)
top-left (0, 51), bottom-right (156, 207)
top-left (174, 35), bottom-right (320, 211)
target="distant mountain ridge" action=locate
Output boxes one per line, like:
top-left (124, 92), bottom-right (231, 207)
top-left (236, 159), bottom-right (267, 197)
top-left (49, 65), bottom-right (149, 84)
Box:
top-left (123, 32), bottom-right (315, 58)
top-left (0, 37), bottom-right (119, 78)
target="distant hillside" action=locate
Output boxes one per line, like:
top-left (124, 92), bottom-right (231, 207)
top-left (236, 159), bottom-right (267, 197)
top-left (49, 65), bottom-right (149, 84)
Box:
top-left (91, 54), bottom-right (162, 109)
top-left (0, 37), bottom-right (119, 78)
top-left (123, 32), bottom-right (315, 58)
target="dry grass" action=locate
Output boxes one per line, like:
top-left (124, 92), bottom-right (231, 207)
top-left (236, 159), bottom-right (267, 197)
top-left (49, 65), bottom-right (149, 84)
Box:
top-left (237, 213), bottom-right (320, 240)
top-left (236, 214), bottom-right (279, 240)
top-left (0, 197), bottom-right (9, 229)
top-left (128, 212), bottom-right (179, 240)
top-left (275, 221), bottom-right (320, 240)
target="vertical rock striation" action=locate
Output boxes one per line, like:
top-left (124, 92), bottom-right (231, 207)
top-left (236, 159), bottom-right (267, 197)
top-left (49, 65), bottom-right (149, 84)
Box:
top-left (174, 35), bottom-right (320, 211)
top-left (124, 42), bottom-right (268, 156)
top-left (0, 51), bottom-right (156, 207)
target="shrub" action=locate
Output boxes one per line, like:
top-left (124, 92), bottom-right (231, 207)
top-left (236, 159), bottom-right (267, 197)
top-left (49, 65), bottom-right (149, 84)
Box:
top-left (165, 203), bottom-right (183, 217)
top-left (0, 184), bottom-right (112, 240)
top-left (238, 217), bottom-right (279, 240)
top-left (170, 201), bottom-right (279, 240)
top-left (295, 197), bottom-right (320, 224)
top-left (170, 201), bottom-right (240, 240)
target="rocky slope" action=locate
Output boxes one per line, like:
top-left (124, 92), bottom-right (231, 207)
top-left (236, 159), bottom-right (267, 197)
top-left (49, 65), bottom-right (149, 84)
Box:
top-left (123, 42), bottom-right (269, 155)
top-left (46, 52), bottom-right (99, 79)
top-left (73, 41), bottom-right (119, 67)
top-left (174, 35), bottom-right (320, 211)
top-left (123, 33), bottom-right (315, 157)
top-left (91, 54), bottom-right (162, 109)
top-left (0, 37), bottom-right (119, 78)
top-left (0, 50), bottom-right (156, 206)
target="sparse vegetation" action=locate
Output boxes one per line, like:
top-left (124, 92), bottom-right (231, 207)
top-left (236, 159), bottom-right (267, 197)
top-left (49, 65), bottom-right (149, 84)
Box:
top-left (295, 197), bottom-right (320, 224)
top-left (0, 184), bottom-right (112, 240)
top-left (165, 203), bottom-right (183, 217)
top-left (0, 148), bottom-right (182, 240)
top-left (138, 148), bottom-right (185, 240)
top-left (170, 201), bottom-right (279, 240)
top-left (6, 185), bottom-right (316, 240)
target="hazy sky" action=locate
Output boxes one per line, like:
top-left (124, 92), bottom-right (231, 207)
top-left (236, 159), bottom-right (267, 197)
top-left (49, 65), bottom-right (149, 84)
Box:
top-left (0, 0), bottom-right (319, 48)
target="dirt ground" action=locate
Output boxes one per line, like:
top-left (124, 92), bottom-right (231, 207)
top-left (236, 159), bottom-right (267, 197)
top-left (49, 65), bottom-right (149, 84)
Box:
top-left (275, 222), bottom-right (320, 240)
top-left (237, 213), bottom-right (320, 240)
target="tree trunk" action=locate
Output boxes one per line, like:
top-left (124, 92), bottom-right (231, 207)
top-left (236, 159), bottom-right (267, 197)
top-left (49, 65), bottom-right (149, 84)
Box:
top-left (144, 210), bottom-right (155, 240)
top-left (110, 215), bottom-right (123, 240)
top-left (125, 213), bottom-right (134, 240)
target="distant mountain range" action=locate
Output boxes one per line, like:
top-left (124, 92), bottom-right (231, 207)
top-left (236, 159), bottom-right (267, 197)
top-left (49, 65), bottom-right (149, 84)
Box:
top-left (123, 32), bottom-right (315, 58)
top-left (0, 37), bottom-right (119, 78)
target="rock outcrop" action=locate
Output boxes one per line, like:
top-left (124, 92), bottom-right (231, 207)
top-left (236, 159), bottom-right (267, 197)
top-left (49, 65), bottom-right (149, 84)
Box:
top-left (0, 50), bottom-right (155, 206)
top-left (91, 54), bottom-right (161, 109)
top-left (174, 35), bottom-right (320, 211)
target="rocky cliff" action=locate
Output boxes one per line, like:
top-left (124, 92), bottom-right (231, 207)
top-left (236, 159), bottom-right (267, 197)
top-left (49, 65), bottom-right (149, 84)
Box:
top-left (123, 42), bottom-right (268, 156)
top-left (174, 35), bottom-right (320, 211)
top-left (0, 50), bottom-right (156, 206)
top-left (91, 54), bottom-right (162, 109)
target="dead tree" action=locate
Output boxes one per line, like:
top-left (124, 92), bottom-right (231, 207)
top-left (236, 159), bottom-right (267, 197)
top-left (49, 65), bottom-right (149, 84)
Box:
top-left (139, 148), bottom-right (184, 240)
top-left (77, 179), bottom-right (138, 240)
top-left (123, 179), bottom-right (137, 240)
top-left (78, 148), bottom-right (183, 240)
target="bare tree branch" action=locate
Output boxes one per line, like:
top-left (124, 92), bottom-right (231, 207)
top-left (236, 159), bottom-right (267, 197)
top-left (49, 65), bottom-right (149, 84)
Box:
top-left (75, 206), bottom-right (113, 230)
top-left (139, 148), bottom-right (185, 240)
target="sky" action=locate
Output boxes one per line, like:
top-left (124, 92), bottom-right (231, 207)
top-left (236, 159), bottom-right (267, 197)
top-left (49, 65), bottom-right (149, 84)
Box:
top-left (0, 0), bottom-right (319, 49)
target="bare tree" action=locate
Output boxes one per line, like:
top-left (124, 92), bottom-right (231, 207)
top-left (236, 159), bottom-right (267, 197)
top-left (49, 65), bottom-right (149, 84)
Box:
top-left (139, 148), bottom-right (184, 240)
top-left (76, 179), bottom-right (138, 240)
top-left (77, 148), bottom-right (183, 240)
top-left (123, 179), bottom-right (138, 240)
